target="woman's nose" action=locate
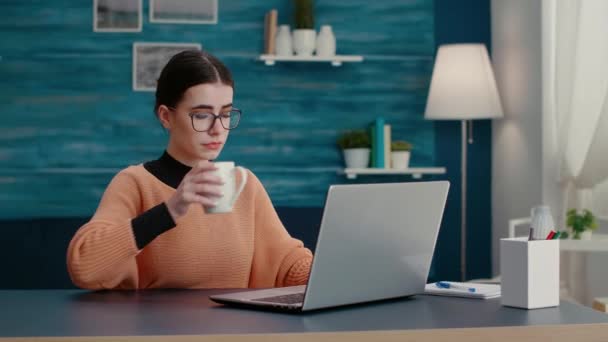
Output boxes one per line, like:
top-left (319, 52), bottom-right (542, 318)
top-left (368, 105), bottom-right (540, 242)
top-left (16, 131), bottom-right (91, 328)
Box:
top-left (208, 116), bottom-right (224, 134)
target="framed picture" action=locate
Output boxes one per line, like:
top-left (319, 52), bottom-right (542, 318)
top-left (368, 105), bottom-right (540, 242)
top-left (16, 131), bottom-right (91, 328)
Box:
top-left (93, 0), bottom-right (142, 32)
top-left (150, 0), bottom-right (218, 24)
top-left (132, 42), bottom-right (202, 92)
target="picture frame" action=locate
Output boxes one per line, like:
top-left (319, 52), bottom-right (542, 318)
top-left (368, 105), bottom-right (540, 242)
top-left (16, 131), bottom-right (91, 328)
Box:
top-left (132, 42), bottom-right (202, 92)
top-left (93, 0), bottom-right (142, 32)
top-left (149, 0), bottom-right (218, 24)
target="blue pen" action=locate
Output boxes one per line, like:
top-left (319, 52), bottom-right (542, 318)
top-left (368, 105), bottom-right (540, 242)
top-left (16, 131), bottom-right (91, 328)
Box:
top-left (436, 281), bottom-right (476, 293)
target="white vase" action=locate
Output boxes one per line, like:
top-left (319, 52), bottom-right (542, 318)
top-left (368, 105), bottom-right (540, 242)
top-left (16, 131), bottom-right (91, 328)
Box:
top-left (275, 25), bottom-right (293, 56)
top-left (391, 151), bottom-right (411, 169)
top-left (531, 205), bottom-right (555, 240)
top-left (581, 230), bottom-right (593, 240)
top-left (315, 25), bottom-right (336, 57)
top-left (343, 148), bottom-right (370, 169)
top-left (293, 29), bottom-right (316, 56)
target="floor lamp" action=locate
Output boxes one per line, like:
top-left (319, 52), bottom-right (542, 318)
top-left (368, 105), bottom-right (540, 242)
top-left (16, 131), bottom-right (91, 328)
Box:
top-left (424, 44), bottom-right (503, 281)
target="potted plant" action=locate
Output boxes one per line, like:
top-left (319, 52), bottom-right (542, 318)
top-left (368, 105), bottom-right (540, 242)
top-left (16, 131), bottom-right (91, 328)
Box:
top-left (566, 208), bottom-right (598, 240)
top-left (337, 130), bottom-right (370, 169)
top-left (293, 0), bottom-right (316, 56)
top-left (391, 140), bottom-right (413, 169)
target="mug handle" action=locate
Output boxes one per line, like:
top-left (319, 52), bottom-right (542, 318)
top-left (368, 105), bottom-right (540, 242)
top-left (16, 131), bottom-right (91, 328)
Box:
top-left (230, 166), bottom-right (248, 207)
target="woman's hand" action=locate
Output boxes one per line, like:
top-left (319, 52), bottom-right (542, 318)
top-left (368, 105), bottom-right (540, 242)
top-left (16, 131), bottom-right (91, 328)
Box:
top-left (166, 160), bottom-right (224, 220)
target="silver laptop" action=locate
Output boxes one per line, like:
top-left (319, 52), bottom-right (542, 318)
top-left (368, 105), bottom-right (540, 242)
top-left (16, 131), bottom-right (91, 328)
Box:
top-left (210, 181), bottom-right (450, 312)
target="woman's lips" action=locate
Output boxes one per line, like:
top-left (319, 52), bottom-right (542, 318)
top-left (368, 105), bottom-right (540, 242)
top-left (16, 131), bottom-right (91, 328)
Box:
top-left (203, 142), bottom-right (222, 150)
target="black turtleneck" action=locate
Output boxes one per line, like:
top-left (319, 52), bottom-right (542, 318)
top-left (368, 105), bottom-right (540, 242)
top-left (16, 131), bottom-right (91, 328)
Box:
top-left (143, 151), bottom-right (192, 189)
top-left (130, 151), bottom-right (191, 249)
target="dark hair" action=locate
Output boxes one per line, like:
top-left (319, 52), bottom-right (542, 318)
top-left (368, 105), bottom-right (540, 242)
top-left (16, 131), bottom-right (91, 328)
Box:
top-left (154, 50), bottom-right (234, 115)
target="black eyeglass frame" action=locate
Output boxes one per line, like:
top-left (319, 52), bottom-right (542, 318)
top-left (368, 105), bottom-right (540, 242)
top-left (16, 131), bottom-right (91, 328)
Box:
top-left (167, 107), bottom-right (242, 132)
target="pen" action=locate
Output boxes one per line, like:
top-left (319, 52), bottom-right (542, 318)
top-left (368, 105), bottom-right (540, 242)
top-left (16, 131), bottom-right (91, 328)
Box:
top-left (436, 281), bottom-right (476, 293)
top-left (528, 227), bottom-right (535, 241)
top-left (545, 231), bottom-right (556, 240)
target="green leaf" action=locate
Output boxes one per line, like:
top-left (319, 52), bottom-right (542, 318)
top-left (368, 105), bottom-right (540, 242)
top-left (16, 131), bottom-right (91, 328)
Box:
top-left (391, 140), bottom-right (412, 151)
top-left (337, 130), bottom-right (370, 149)
top-left (566, 208), bottom-right (598, 232)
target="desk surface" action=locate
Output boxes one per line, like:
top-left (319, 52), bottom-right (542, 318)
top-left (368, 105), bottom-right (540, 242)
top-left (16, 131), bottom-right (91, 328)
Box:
top-left (1, 289), bottom-right (608, 340)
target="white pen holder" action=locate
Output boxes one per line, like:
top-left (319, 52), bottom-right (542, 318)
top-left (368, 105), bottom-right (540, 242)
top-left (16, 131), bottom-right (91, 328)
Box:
top-left (500, 237), bottom-right (559, 309)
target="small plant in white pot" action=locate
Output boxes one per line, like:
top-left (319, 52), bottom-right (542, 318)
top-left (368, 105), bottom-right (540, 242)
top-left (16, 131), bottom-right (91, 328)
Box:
top-left (391, 141), bottom-right (412, 169)
top-left (566, 208), bottom-right (598, 240)
top-left (337, 130), bottom-right (370, 169)
top-left (293, 0), bottom-right (316, 56)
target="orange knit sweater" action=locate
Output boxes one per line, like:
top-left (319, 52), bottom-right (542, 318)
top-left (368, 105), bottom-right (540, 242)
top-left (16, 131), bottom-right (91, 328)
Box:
top-left (67, 164), bottom-right (313, 290)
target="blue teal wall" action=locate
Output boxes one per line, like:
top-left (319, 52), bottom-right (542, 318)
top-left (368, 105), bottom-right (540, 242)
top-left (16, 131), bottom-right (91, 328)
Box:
top-left (0, 0), bottom-right (436, 218)
top-left (432, 0), bottom-right (493, 280)
top-left (0, 0), bottom-right (493, 284)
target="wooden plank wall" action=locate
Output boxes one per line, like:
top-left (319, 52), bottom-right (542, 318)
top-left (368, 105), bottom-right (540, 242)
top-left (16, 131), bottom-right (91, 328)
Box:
top-left (0, 0), bottom-right (436, 218)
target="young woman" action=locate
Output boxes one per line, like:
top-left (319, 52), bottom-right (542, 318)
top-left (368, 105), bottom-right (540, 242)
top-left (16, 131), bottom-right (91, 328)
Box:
top-left (67, 50), bottom-right (313, 289)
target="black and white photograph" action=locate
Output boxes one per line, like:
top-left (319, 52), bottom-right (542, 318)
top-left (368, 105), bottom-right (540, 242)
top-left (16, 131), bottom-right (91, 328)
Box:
top-left (150, 0), bottom-right (218, 24)
top-left (93, 0), bottom-right (142, 32)
top-left (132, 42), bottom-right (202, 91)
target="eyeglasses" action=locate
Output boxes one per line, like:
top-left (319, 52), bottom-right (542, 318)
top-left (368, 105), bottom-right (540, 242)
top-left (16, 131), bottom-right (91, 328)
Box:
top-left (168, 107), bottom-right (242, 132)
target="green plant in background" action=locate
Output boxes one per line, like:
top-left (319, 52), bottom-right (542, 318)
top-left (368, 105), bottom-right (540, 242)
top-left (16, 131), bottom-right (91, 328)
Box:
top-left (566, 208), bottom-right (598, 239)
top-left (337, 130), bottom-right (370, 149)
top-left (391, 140), bottom-right (413, 152)
top-left (294, 0), bottom-right (314, 29)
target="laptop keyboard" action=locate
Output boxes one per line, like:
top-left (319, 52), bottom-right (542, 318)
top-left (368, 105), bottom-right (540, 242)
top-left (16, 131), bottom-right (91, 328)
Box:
top-left (252, 293), bottom-right (305, 305)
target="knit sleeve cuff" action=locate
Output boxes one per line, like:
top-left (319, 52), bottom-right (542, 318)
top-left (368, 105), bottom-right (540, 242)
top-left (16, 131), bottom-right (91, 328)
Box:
top-left (131, 202), bottom-right (176, 249)
top-left (276, 247), bottom-right (313, 287)
top-left (284, 256), bottom-right (313, 286)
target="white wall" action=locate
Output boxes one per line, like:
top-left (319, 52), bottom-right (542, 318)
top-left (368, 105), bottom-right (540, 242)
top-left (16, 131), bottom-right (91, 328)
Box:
top-left (491, 0), bottom-right (543, 276)
top-left (492, 0), bottom-right (608, 306)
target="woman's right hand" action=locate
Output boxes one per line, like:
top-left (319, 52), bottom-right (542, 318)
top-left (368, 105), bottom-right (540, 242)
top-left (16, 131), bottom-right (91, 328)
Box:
top-left (166, 160), bottom-right (225, 221)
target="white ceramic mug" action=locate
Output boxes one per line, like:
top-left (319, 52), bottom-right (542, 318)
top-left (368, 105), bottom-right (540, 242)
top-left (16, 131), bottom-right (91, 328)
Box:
top-left (205, 162), bottom-right (247, 214)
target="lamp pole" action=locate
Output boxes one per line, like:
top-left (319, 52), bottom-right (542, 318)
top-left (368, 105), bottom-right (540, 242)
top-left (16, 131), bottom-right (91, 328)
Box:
top-left (461, 120), bottom-right (468, 281)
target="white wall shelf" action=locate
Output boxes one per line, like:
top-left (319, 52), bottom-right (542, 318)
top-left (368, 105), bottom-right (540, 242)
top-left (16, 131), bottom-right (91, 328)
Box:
top-left (340, 167), bottom-right (447, 180)
top-left (259, 54), bottom-right (364, 67)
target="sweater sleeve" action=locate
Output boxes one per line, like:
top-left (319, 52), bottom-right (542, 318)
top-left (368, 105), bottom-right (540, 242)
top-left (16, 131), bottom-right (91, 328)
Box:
top-left (247, 172), bottom-right (313, 288)
top-left (67, 169), bottom-right (144, 289)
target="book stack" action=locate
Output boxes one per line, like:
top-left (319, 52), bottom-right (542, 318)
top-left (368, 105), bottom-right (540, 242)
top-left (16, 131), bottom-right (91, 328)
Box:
top-left (369, 118), bottom-right (392, 169)
top-left (263, 9), bottom-right (278, 54)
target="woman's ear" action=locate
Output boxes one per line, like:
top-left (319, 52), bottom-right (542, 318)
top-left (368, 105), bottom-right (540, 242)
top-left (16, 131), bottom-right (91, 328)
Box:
top-left (157, 105), bottom-right (172, 130)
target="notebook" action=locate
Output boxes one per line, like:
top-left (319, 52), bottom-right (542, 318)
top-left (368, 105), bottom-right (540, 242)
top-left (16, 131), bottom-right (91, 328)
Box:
top-left (424, 282), bottom-right (501, 299)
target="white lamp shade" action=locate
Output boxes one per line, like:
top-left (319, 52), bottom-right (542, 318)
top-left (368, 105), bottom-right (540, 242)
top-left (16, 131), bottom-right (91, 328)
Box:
top-left (424, 44), bottom-right (503, 120)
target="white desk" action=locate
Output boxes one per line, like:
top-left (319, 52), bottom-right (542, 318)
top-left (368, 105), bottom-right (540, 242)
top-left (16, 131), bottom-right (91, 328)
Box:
top-left (560, 233), bottom-right (608, 252)
top-left (560, 234), bottom-right (608, 306)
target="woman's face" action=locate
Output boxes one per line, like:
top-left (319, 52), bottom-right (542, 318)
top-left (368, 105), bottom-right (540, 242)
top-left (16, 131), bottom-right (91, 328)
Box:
top-left (159, 82), bottom-right (234, 165)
